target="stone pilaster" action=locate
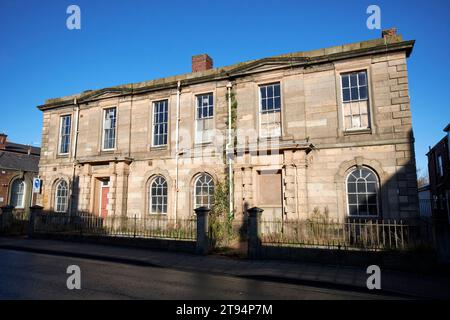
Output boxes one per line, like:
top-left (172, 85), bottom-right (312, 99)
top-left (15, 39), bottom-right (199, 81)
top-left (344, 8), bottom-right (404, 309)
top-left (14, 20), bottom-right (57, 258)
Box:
top-left (112, 162), bottom-right (129, 217)
top-left (242, 167), bottom-right (254, 212)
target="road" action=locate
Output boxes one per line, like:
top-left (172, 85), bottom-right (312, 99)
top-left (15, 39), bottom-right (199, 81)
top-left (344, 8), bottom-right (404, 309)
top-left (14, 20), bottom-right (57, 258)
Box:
top-left (0, 249), bottom-right (401, 299)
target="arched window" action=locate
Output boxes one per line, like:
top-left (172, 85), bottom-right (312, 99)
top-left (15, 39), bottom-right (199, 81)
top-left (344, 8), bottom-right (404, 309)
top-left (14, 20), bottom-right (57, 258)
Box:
top-left (346, 167), bottom-right (379, 217)
top-left (194, 173), bottom-right (214, 209)
top-left (55, 180), bottom-right (69, 213)
top-left (149, 176), bottom-right (168, 214)
top-left (10, 178), bottom-right (25, 208)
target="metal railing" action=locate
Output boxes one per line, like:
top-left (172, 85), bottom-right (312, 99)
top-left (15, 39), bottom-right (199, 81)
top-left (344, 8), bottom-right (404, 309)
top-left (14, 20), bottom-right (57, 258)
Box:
top-left (0, 210), bottom-right (29, 235)
top-left (260, 218), bottom-right (428, 250)
top-left (33, 212), bottom-right (197, 241)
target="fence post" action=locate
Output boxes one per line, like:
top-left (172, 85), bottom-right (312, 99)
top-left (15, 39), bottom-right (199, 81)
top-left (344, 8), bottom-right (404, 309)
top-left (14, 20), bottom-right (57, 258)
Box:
top-left (0, 205), bottom-right (14, 233)
top-left (247, 207), bottom-right (263, 259)
top-left (194, 206), bottom-right (210, 255)
top-left (28, 205), bottom-right (43, 239)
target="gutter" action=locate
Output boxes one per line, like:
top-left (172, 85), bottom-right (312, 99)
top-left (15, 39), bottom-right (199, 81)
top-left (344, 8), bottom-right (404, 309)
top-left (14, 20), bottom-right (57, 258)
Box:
top-left (226, 82), bottom-right (234, 218)
top-left (174, 81), bottom-right (181, 221)
top-left (70, 98), bottom-right (80, 215)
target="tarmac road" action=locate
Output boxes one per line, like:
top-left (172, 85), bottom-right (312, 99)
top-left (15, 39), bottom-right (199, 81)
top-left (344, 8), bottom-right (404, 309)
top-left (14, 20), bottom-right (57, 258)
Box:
top-left (0, 249), bottom-right (402, 300)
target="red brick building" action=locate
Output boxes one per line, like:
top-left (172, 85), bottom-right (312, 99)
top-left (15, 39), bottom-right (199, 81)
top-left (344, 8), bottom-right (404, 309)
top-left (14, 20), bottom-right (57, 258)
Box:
top-left (0, 133), bottom-right (40, 213)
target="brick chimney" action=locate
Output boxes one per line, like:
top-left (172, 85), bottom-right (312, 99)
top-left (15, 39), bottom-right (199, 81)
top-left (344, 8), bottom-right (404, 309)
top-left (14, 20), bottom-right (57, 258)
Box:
top-left (0, 133), bottom-right (7, 150)
top-left (192, 54), bottom-right (213, 73)
top-left (382, 28), bottom-right (397, 38)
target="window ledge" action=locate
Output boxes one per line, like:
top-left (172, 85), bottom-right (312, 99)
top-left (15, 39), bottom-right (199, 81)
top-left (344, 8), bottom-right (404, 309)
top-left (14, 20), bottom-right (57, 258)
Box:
top-left (194, 141), bottom-right (213, 147)
top-left (100, 149), bottom-right (116, 154)
top-left (343, 128), bottom-right (372, 136)
top-left (150, 145), bottom-right (168, 151)
top-left (258, 136), bottom-right (282, 142)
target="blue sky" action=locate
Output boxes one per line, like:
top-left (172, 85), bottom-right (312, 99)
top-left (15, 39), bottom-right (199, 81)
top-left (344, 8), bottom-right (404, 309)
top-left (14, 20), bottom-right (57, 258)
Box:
top-left (0, 0), bottom-right (449, 174)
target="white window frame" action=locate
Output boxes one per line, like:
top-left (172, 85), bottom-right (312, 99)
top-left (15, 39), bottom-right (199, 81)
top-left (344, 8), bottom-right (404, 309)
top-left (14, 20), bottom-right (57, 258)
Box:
top-left (55, 180), bottom-right (69, 213)
top-left (151, 100), bottom-right (169, 147)
top-left (195, 93), bottom-right (214, 144)
top-left (9, 178), bottom-right (25, 209)
top-left (193, 173), bottom-right (215, 209)
top-left (149, 175), bottom-right (168, 214)
top-left (102, 107), bottom-right (117, 151)
top-left (58, 114), bottom-right (72, 155)
top-left (346, 167), bottom-right (379, 218)
top-left (258, 82), bottom-right (282, 139)
top-left (340, 70), bottom-right (371, 132)
top-left (196, 93), bottom-right (214, 120)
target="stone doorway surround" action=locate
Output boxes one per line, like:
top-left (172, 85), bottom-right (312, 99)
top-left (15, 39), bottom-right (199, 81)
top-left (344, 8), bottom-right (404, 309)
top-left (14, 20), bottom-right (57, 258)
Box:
top-left (75, 158), bottom-right (131, 217)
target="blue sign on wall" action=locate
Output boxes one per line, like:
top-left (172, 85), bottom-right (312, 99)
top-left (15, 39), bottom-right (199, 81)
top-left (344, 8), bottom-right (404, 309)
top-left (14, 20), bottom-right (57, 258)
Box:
top-left (33, 178), bottom-right (41, 193)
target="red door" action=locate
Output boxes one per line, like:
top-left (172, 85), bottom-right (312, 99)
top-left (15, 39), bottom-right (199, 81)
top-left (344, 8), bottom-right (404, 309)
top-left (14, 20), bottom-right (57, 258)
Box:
top-left (100, 186), bottom-right (109, 218)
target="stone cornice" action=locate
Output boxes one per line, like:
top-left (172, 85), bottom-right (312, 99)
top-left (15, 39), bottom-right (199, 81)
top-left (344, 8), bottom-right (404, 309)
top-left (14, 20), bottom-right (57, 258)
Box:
top-left (237, 139), bottom-right (314, 154)
top-left (75, 156), bottom-right (134, 165)
top-left (315, 137), bottom-right (412, 150)
top-left (37, 39), bottom-right (415, 111)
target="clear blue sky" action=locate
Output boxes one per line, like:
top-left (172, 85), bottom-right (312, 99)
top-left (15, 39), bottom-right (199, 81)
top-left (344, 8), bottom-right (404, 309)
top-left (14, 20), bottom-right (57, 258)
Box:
top-left (0, 0), bottom-right (449, 174)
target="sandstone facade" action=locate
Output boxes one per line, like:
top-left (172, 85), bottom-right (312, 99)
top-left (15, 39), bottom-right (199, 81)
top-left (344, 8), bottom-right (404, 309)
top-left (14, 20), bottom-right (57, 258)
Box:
top-left (36, 30), bottom-right (419, 222)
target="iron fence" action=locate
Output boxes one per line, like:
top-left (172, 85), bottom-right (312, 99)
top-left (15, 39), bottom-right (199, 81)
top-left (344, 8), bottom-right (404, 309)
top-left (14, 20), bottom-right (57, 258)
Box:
top-left (33, 212), bottom-right (197, 241)
top-left (0, 210), bottom-right (29, 235)
top-left (260, 218), bottom-right (429, 250)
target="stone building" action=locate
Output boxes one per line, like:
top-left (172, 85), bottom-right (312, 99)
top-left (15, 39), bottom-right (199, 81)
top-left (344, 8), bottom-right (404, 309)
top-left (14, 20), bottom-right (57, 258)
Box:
top-left (36, 28), bottom-right (419, 222)
top-left (0, 133), bottom-right (40, 213)
top-left (427, 124), bottom-right (450, 221)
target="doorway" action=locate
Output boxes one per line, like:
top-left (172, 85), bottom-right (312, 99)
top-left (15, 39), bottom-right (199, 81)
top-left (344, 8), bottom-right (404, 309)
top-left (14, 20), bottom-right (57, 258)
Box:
top-left (257, 170), bottom-right (283, 219)
top-left (98, 178), bottom-right (109, 218)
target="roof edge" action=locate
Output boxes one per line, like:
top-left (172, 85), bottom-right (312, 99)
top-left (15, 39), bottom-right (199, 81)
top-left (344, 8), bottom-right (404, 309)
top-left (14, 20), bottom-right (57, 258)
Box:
top-left (37, 39), bottom-right (415, 111)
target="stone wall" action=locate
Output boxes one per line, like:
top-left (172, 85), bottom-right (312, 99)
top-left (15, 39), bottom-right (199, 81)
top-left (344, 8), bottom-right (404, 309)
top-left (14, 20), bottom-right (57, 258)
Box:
top-left (37, 47), bottom-right (419, 222)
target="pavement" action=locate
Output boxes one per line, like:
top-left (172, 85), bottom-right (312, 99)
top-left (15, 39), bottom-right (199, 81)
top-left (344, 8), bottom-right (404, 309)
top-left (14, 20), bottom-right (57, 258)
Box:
top-left (0, 236), bottom-right (449, 299)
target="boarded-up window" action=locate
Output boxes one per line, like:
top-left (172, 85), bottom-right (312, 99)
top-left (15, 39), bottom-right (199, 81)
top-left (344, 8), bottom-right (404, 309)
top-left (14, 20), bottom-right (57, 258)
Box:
top-left (195, 117), bottom-right (214, 143)
top-left (258, 170), bottom-right (282, 206)
top-left (260, 111), bottom-right (281, 138)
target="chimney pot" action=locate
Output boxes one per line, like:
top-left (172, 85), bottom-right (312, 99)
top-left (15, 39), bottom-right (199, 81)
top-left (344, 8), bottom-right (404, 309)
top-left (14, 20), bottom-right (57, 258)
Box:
top-left (382, 28), bottom-right (397, 38)
top-left (0, 133), bottom-right (7, 150)
top-left (192, 54), bottom-right (213, 73)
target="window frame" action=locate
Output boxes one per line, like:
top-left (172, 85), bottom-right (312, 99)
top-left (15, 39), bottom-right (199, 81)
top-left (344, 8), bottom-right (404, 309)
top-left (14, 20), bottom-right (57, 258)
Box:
top-left (437, 154), bottom-right (444, 178)
top-left (196, 93), bottom-right (214, 120)
top-left (149, 175), bottom-right (168, 215)
top-left (194, 92), bottom-right (215, 144)
top-left (54, 180), bottom-right (69, 213)
top-left (58, 114), bottom-right (72, 155)
top-left (258, 82), bottom-right (282, 139)
top-left (193, 173), bottom-right (215, 209)
top-left (340, 70), bottom-right (371, 132)
top-left (346, 167), bottom-right (380, 218)
top-left (102, 107), bottom-right (117, 151)
top-left (341, 71), bottom-right (368, 103)
top-left (151, 100), bottom-right (169, 148)
top-left (9, 178), bottom-right (26, 209)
